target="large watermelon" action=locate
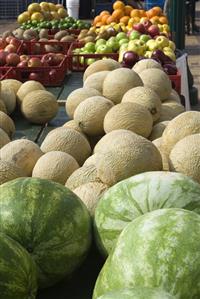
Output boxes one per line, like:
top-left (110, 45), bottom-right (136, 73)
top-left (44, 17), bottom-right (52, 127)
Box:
top-left (0, 232), bottom-right (37, 299)
top-left (94, 171), bottom-right (200, 256)
top-left (0, 177), bottom-right (92, 288)
top-left (97, 288), bottom-right (176, 299)
top-left (93, 209), bottom-right (200, 299)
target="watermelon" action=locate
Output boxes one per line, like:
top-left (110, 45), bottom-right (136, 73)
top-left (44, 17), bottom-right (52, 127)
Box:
top-left (94, 171), bottom-right (200, 256)
top-left (97, 288), bottom-right (176, 299)
top-left (93, 209), bottom-right (200, 299)
top-left (0, 177), bottom-right (92, 288)
top-left (0, 232), bottom-right (37, 299)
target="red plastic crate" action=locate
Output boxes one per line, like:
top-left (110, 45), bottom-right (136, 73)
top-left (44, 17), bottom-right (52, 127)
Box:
top-left (68, 42), bottom-right (119, 72)
top-left (0, 55), bottom-right (67, 86)
top-left (169, 71), bottom-right (181, 94)
top-left (48, 29), bottom-right (81, 36)
top-left (0, 67), bottom-right (13, 80)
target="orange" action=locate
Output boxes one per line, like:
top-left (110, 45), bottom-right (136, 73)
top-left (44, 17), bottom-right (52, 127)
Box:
top-left (106, 15), bottom-right (116, 24)
top-left (113, 1), bottom-right (125, 10)
top-left (139, 9), bottom-right (147, 17)
top-left (96, 22), bottom-right (103, 27)
top-left (124, 5), bottom-right (133, 16)
top-left (146, 9), bottom-right (155, 19)
top-left (101, 14), bottom-right (110, 24)
top-left (120, 16), bottom-right (130, 25)
top-left (130, 9), bottom-right (141, 18)
top-left (93, 15), bottom-right (101, 25)
top-left (150, 16), bottom-right (160, 24)
top-left (112, 9), bottom-right (125, 20)
top-left (132, 16), bottom-right (140, 23)
top-left (152, 6), bottom-right (163, 16)
top-left (159, 16), bottom-right (168, 24)
top-left (100, 10), bottom-right (110, 17)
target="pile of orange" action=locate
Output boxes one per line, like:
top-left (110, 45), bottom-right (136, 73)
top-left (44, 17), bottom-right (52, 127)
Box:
top-left (93, 1), bottom-right (168, 27)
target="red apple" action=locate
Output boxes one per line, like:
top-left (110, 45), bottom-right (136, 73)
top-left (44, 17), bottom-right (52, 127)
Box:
top-left (41, 53), bottom-right (57, 66)
top-left (20, 55), bottom-right (29, 62)
top-left (123, 51), bottom-right (139, 68)
top-left (9, 37), bottom-right (21, 49)
top-left (29, 72), bottom-right (42, 82)
top-left (148, 25), bottom-right (160, 37)
top-left (0, 51), bottom-right (8, 66)
top-left (6, 53), bottom-right (20, 66)
top-left (133, 23), bottom-right (146, 34)
top-left (0, 38), bottom-right (7, 49)
top-left (17, 61), bottom-right (28, 67)
top-left (56, 53), bottom-right (65, 64)
top-left (5, 44), bottom-right (17, 53)
top-left (5, 36), bottom-right (13, 44)
top-left (49, 69), bottom-right (57, 80)
top-left (28, 57), bottom-right (42, 67)
top-left (142, 20), bottom-right (152, 30)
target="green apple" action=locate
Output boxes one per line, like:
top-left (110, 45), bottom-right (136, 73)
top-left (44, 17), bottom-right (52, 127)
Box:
top-left (120, 43), bottom-right (129, 51)
top-left (95, 39), bottom-right (107, 50)
top-left (118, 38), bottom-right (129, 47)
top-left (155, 36), bottom-right (169, 48)
top-left (116, 32), bottom-right (127, 41)
top-left (96, 44), bottom-right (112, 54)
top-left (146, 39), bottom-right (162, 51)
top-left (128, 39), bottom-right (146, 56)
top-left (144, 50), bottom-right (153, 58)
top-left (164, 51), bottom-right (176, 61)
top-left (84, 42), bottom-right (96, 53)
top-left (106, 39), bottom-right (119, 52)
top-left (129, 30), bottom-right (141, 40)
top-left (87, 58), bottom-right (97, 65)
top-left (140, 34), bottom-right (151, 43)
top-left (168, 40), bottom-right (176, 51)
top-left (163, 46), bottom-right (174, 53)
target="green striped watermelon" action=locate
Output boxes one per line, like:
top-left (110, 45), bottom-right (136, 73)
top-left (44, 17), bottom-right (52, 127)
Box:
top-left (93, 209), bottom-right (200, 299)
top-left (94, 171), bottom-right (200, 256)
top-left (0, 177), bottom-right (92, 288)
top-left (0, 232), bottom-right (37, 299)
top-left (97, 288), bottom-right (176, 299)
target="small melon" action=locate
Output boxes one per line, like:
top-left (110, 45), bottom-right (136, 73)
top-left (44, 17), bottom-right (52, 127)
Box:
top-left (74, 96), bottom-right (114, 136)
top-left (139, 68), bottom-right (172, 101)
top-left (0, 139), bottom-right (43, 176)
top-left (65, 87), bottom-right (101, 119)
top-left (21, 90), bottom-right (58, 124)
top-left (149, 121), bottom-right (170, 141)
top-left (152, 137), bottom-right (169, 171)
top-left (132, 58), bottom-right (163, 74)
top-left (0, 99), bottom-right (7, 114)
top-left (1, 79), bottom-right (22, 95)
top-left (17, 80), bottom-right (45, 105)
top-left (0, 159), bottom-right (25, 185)
top-left (1, 85), bottom-right (16, 114)
top-left (65, 164), bottom-right (101, 190)
top-left (162, 111), bottom-right (200, 156)
top-left (73, 182), bottom-right (108, 216)
top-left (83, 71), bottom-right (110, 93)
top-left (83, 59), bottom-right (121, 82)
top-left (63, 120), bottom-right (84, 134)
top-left (95, 133), bottom-right (162, 185)
top-left (40, 127), bottom-right (91, 165)
top-left (32, 151), bottom-right (79, 185)
top-left (83, 154), bottom-right (98, 167)
top-left (164, 89), bottom-right (181, 104)
top-left (103, 68), bottom-right (143, 104)
top-left (122, 86), bottom-right (162, 122)
top-left (157, 101), bottom-right (185, 123)
top-left (0, 111), bottom-right (15, 137)
top-left (0, 128), bottom-right (10, 149)
top-left (104, 102), bottom-right (153, 138)
top-left (169, 134), bottom-right (200, 183)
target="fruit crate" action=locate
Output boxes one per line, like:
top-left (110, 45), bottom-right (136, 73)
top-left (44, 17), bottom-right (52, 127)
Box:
top-left (68, 42), bottom-right (119, 72)
top-left (18, 40), bottom-right (76, 55)
top-left (0, 67), bottom-right (14, 80)
top-left (0, 55), bottom-right (67, 87)
top-left (169, 71), bottom-right (181, 94)
top-left (48, 29), bottom-right (81, 36)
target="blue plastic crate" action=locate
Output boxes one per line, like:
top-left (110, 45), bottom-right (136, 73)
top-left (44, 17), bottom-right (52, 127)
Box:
top-left (144, 0), bottom-right (165, 10)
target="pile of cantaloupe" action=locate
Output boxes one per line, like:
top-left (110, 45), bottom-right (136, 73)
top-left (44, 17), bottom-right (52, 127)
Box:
top-left (1, 58), bottom-right (200, 218)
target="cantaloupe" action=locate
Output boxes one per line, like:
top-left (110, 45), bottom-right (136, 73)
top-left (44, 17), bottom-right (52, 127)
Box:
top-left (17, 80), bottom-right (45, 105)
top-left (83, 71), bottom-right (110, 93)
top-left (0, 111), bottom-right (15, 137)
top-left (74, 96), bottom-right (114, 136)
top-left (0, 139), bottom-right (43, 176)
top-left (169, 134), bottom-right (200, 183)
top-left (162, 111), bottom-right (200, 156)
top-left (164, 89), bottom-right (181, 104)
top-left (149, 121), bottom-right (170, 141)
top-left (95, 133), bottom-right (162, 185)
top-left (40, 127), bottom-right (91, 165)
top-left (0, 128), bottom-right (10, 149)
top-left (156, 101), bottom-right (185, 123)
top-left (63, 120), bottom-right (84, 135)
top-left (1, 79), bottom-right (22, 95)
top-left (32, 151), bottom-right (79, 185)
top-left (65, 87), bottom-right (101, 119)
top-left (122, 86), bottom-right (161, 122)
top-left (103, 68), bottom-right (143, 104)
top-left (139, 68), bottom-right (172, 101)
top-left (83, 59), bottom-right (121, 82)
top-left (73, 182), bottom-right (108, 216)
top-left (104, 102), bottom-right (153, 138)
top-left (0, 99), bottom-right (7, 114)
top-left (152, 137), bottom-right (169, 171)
top-left (21, 90), bottom-right (58, 124)
top-left (65, 164), bottom-right (101, 190)
top-left (83, 154), bottom-right (98, 167)
top-left (132, 59), bottom-right (163, 74)
top-left (0, 85), bottom-right (16, 114)
top-left (87, 135), bottom-right (103, 151)
top-left (0, 159), bottom-right (25, 185)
